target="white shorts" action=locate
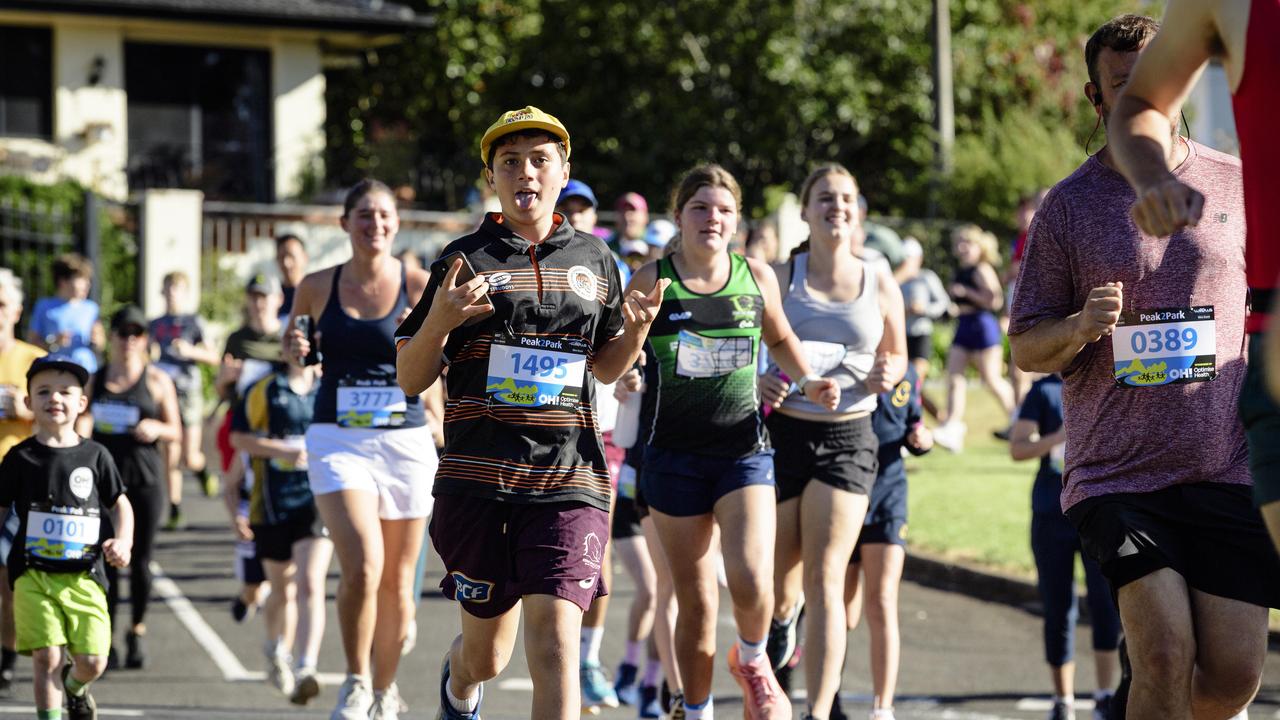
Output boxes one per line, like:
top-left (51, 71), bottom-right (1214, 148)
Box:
top-left (306, 423), bottom-right (437, 520)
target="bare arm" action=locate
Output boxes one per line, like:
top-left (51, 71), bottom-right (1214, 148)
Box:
top-left (1109, 0), bottom-right (1219, 235)
top-left (102, 494), bottom-right (134, 568)
top-left (592, 263), bottom-right (668, 385)
top-left (396, 260), bottom-right (492, 396)
top-left (1010, 282), bottom-right (1123, 373)
top-left (1009, 418), bottom-right (1066, 462)
top-left (229, 431), bottom-right (304, 462)
top-left (137, 368), bottom-right (182, 444)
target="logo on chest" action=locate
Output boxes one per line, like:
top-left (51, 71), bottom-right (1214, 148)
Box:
top-left (485, 271), bottom-right (514, 291)
top-left (68, 467), bottom-right (93, 500)
top-left (567, 265), bottom-right (599, 302)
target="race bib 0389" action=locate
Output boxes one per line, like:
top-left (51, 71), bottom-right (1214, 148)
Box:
top-left (1112, 306), bottom-right (1216, 387)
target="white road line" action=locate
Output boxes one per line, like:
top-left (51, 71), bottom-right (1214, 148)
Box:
top-left (151, 561), bottom-right (348, 686)
top-left (150, 561), bottom-right (256, 682)
top-left (0, 708), bottom-right (143, 717)
top-left (1015, 697), bottom-right (1097, 711)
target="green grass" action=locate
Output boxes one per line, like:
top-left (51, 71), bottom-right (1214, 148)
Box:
top-left (906, 382), bottom-right (1038, 578)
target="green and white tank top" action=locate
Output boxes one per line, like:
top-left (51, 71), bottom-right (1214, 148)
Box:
top-left (646, 253), bottom-right (766, 457)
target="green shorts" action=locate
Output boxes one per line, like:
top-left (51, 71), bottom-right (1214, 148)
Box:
top-left (1239, 334), bottom-right (1280, 507)
top-left (14, 569), bottom-right (111, 656)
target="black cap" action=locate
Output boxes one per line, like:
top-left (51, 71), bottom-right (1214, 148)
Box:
top-left (26, 356), bottom-right (90, 388)
top-left (110, 304), bottom-right (147, 333)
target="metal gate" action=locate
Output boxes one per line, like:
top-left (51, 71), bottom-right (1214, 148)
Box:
top-left (0, 189), bottom-right (101, 337)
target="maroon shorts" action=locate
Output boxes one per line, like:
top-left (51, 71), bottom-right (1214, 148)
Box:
top-left (429, 495), bottom-right (610, 618)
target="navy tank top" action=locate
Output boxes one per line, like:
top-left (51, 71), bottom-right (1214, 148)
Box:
top-left (313, 263), bottom-right (425, 428)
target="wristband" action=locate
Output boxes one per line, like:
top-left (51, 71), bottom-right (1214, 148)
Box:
top-left (798, 374), bottom-right (823, 394)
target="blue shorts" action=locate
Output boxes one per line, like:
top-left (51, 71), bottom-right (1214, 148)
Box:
top-left (952, 312), bottom-right (1002, 351)
top-left (851, 518), bottom-right (907, 564)
top-left (0, 509), bottom-right (17, 568)
top-left (640, 446), bottom-right (775, 517)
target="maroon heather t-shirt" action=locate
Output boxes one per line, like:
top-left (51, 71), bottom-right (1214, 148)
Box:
top-left (1010, 141), bottom-right (1249, 512)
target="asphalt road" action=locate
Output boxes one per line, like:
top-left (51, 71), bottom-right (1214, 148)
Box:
top-left (3, 490), bottom-right (1279, 719)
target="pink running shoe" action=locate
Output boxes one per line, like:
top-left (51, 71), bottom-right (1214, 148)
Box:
top-left (728, 644), bottom-right (792, 720)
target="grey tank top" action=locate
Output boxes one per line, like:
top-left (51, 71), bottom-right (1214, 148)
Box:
top-left (776, 253), bottom-right (883, 415)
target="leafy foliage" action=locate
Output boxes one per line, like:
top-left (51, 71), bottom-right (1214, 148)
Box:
top-left (326, 0), bottom-right (1141, 236)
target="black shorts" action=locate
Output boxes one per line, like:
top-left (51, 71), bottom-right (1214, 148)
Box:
top-left (612, 495), bottom-right (643, 540)
top-left (906, 333), bottom-right (932, 363)
top-left (251, 507), bottom-right (326, 563)
top-left (1239, 333), bottom-right (1280, 507)
top-left (1066, 482), bottom-right (1280, 608)
top-left (851, 518), bottom-right (907, 564)
top-left (769, 412), bottom-right (878, 502)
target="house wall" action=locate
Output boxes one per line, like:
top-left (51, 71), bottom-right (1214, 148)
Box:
top-left (0, 11), bottom-right (334, 201)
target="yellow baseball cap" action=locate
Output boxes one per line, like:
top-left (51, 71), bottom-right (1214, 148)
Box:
top-left (479, 105), bottom-right (571, 165)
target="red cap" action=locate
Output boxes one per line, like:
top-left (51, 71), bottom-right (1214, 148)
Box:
top-left (616, 192), bottom-right (647, 212)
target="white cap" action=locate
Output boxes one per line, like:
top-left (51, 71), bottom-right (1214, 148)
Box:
top-left (903, 237), bottom-right (923, 258)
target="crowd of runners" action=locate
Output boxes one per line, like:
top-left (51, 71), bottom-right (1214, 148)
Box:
top-left (1, 4), bottom-right (1280, 720)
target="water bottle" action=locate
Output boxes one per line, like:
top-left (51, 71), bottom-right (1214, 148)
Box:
top-left (612, 388), bottom-right (642, 449)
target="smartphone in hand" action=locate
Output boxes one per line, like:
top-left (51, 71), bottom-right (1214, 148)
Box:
top-left (430, 251), bottom-right (496, 326)
top-left (295, 314), bottom-right (321, 366)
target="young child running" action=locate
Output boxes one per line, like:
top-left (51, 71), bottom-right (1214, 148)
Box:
top-left (0, 357), bottom-right (133, 720)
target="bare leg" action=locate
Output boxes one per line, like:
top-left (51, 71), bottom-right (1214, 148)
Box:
top-left (31, 646), bottom-right (63, 712)
top-left (799, 483), bottom-right (868, 719)
top-left (261, 558), bottom-right (298, 658)
top-left (448, 605), bottom-right (522, 700)
top-left (1260, 501), bottom-right (1280, 560)
top-left (715, 486), bottom-right (777, 645)
top-left (1187, 589), bottom-right (1267, 719)
top-left (650, 509), bottom-right (718, 705)
top-left (773, 496), bottom-right (803, 623)
top-left (315, 490), bottom-right (383, 677)
top-left (616, 535), bottom-right (657, 645)
top-left (844, 561), bottom-right (863, 631)
top-left (524, 595), bottom-right (586, 720)
top-left (641, 515), bottom-right (682, 692)
top-left (975, 345), bottom-right (1016, 419)
top-left (943, 347), bottom-right (970, 425)
top-left (371, 516), bottom-right (425, 690)
top-left (164, 440), bottom-right (183, 510)
top-left (1117, 568), bottom-right (1195, 720)
top-left (292, 536), bottom-right (333, 672)
top-left (862, 543), bottom-right (904, 710)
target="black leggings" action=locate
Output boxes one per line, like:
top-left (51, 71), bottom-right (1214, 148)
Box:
top-left (106, 482), bottom-right (166, 629)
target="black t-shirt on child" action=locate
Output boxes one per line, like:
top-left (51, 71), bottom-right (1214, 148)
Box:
top-left (0, 437), bottom-right (125, 589)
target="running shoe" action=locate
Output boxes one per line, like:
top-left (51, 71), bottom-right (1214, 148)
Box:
top-left (62, 664), bottom-right (97, 720)
top-left (125, 631), bottom-right (147, 669)
top-left (582, 660), bottom-right (621, 709)
top-left (666, 692), bottom-right (686, 720)
top-left (436, 654), bottom-right (483, 720)
top-left (371, 685), bottom-right (403, 720)
top-left (163, 508), bottom-right (184, 531)
top-left (639, 684), bottom-right (662, 719)
top-left (331, 675), bottom-right (373, 720)
top-left (869, 710), bottom-right (895, 720)
top-left (1092, 691), bottom-right (1114, 720)
top-left (728, 644), bottom-right (792, 720)
top-left (992, 426), bottom-right (1012, 441)
top-left (932, 421), bottom-right (966, 453)
top-left (614, 661), bottom-right (640, 706)
top-left (231, 597), bottom-right (256, 623)
top-left (1048, 699), bottom-right (1073, 720)
top-left (291, 669), bottom-right (321, 706)
top-left (0, 666), bottom-right (12, 699)
top-left (200, 469), bottom-right (220, 498)
top-left (766, 604), bottom-right (802, 671)
top-left (267, 652), bottom-right (295, 696)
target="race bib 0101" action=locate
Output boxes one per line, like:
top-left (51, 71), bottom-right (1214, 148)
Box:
top-left (486, 336), bottom-right (588, 410)
top-left (675, 330), bottom-right (754, 379)
top-left (92, 401), bottom-right (141, 434)
top-left (337, 382), bottom-right (407, 428)
top-left (1112, 306), bottom-right (1216, 387)
top-left (25, 510), bottom-right (101, 562)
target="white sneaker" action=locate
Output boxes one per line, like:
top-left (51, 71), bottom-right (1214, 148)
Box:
top-left (933, 421), bottom-right (966, 453)
top-left (331, 675), bottom-right (373, 720)
top-left (267, 653), bottom-right (295, 696)
top-left (870, 709), bottom-right (896, 720)
top-left (371, 685), bottom-right (402, 720)
top-left (402, 618), bottom-right (418, 656)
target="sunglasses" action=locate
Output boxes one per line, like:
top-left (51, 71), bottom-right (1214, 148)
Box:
top-left (116, 326), bottom-right (146, 338)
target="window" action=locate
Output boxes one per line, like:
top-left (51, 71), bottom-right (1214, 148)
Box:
top-left (125, 43), bottom-right (272, 202)
top-left (0, 26), bottom-right (53, 139)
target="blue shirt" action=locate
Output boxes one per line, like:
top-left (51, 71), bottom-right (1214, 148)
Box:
top-left (1017, 374), bottom-right (1064, 513)
top-left (30, 297), bottom-right (99, 373)
top-left (867, 364), bottom-right (923, 524)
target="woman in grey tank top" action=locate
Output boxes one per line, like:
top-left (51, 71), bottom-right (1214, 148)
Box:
top-left (762, 164), bottom-right (907, 720)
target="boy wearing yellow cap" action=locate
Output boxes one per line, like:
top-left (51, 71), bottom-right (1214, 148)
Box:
top-left (396, 106), bottom-right (667, 719)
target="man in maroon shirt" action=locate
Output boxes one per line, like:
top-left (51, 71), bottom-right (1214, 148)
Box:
top-left (1011, 15), bottom-right (1277, 720)
top-left (1106, 0), bottom-right (1280, 559)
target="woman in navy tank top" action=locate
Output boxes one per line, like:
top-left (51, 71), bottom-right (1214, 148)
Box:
top-left (286, 180), bottom-right (436, 719)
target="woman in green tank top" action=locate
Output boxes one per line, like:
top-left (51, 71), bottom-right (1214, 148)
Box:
top-left (626, 165), bottom-right (838, 719)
